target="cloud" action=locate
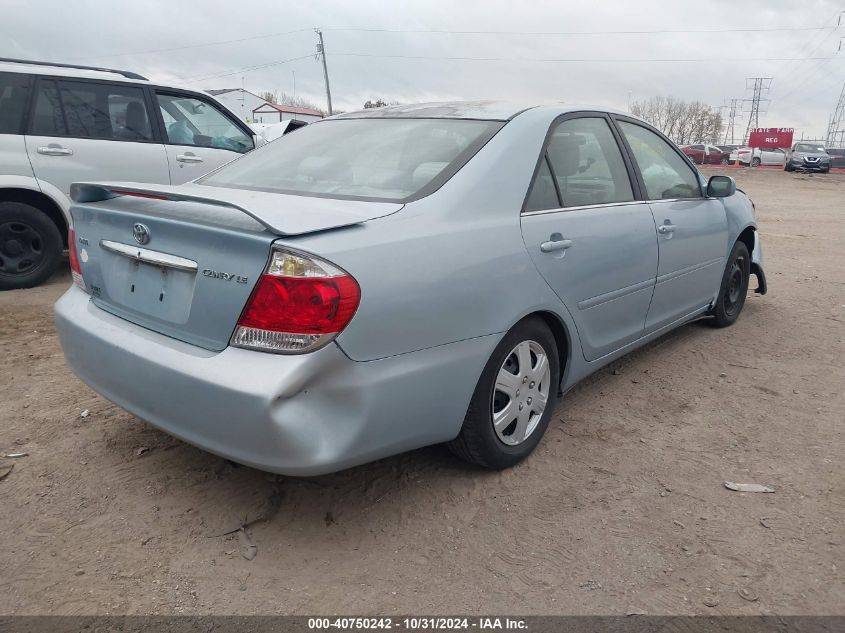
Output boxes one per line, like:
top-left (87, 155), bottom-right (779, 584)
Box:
top-left (2, 0), bottom-right (842, 138)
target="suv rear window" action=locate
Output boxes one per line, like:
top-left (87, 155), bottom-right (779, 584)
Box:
top-left (198, 118), bottom-right (503, 202)
top-left (0, 72), bottom-right (31, 134)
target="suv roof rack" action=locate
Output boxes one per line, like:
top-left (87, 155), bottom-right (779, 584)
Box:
top-left (0, 57), bottom-right (148, 81)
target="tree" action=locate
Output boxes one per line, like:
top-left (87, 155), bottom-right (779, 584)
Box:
top-left (259, 91), bottom-right (277, 104)
top-left (630, 96), bottom-right (723, 144)
top-left (363, 98), bottom-right (400, 109)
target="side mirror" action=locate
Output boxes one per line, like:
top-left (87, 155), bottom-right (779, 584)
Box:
top-left (707, 175), bottom-right (736, 198)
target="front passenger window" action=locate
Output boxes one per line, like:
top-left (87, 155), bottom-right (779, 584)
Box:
top-left (156, 93), bottom-right (254, 153)
top-left (618, 121), bottom-right (701, 200)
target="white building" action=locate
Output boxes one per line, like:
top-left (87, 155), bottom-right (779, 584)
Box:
top-left (206, 89), bottom-right (269, 122)
top-left (252, 102), bottom-right (323, 123)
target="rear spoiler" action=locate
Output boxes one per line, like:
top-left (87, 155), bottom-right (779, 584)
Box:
top-left (70, 182), bottom-right (403, 236)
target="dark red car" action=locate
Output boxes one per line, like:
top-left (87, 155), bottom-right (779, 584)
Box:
top-left (681, 144), bottom-right (724, 165)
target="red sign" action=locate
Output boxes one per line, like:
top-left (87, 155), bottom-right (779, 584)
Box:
top-left (748, 128), bottom-right (794, 149)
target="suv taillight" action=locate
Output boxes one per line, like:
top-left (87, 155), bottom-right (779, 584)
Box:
top-left (68, 228), bottom-right (86, 291)
top-left (231, 247), bottom-right (360, 354)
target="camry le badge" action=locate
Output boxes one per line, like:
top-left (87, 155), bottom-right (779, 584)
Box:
top-left (133, 223), bottom-right (150, 245)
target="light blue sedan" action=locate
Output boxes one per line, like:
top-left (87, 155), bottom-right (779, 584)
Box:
top-left (55, 102), bottom-right (767, 475)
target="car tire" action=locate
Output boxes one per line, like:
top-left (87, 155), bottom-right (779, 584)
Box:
top-left (751, 157), bottom-right (761, 167)
top-left (0, 201), bottom-right (63, 291)
top-left (448, 317), bottom-right (560, 469)
top-left (710, 241), bottom-right (750, 328)
top-left (821, 168), bottom-right (830, 174)
top-left (721, 156), bottom-right (730, 165)
top-left (784, 163), bottom-right (792, 172)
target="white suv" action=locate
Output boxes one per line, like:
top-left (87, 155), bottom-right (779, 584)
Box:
top-left (0, 58), bottom-right (261, 290)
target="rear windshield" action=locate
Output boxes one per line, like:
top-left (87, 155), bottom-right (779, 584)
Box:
top-left (198, 118), bottom-right (503, 202)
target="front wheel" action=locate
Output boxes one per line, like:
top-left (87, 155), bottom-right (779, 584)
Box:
top-left (448, 317), bottom-right (560, 469)
top-left (721, 156), bottom-right (730, 165)
top-left (751, 157), bottom-right (761, 167)
top-left (0, 202), bottom-right (63, 291)
top-left (710, 241), bottom-right (750, 328)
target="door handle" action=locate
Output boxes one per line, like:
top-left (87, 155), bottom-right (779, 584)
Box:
top-left (37, 145), bottom-right (73, 156)
top-left (540, 234), bottom-right (573, 253)
top-left (176, 153), bottom-right (203, 163)
top-left (657, 223), bottom-right (677, 234)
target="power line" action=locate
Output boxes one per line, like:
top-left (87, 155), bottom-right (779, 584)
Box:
top-left (178, 53), bottom-right (315, 84)
top-left (325, 26), bottom-right (830, 36)
top-left (70, 28), bottom-right (314, 63)
top-left (331, 52), bottom-right (835, 63)
top-left (743, 77), bottom-right (772, 144)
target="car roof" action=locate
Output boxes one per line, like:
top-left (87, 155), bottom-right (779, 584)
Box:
top-left (0, 58), bottom-right (199, 95)
top-left (330, 100), bottom-right (636, 122)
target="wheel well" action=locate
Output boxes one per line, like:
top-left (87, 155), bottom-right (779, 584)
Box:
top-left (737, 226), bottom-right (755, 256)
top-left (0, 188), bottom-right (68, 247)
top-left (524, 311), bottom-right (570, 387)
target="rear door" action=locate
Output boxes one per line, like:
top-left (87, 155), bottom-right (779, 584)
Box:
top-left (615, 118), bottom-right (728, 332)
top-left (153, 91), bottom-right (255, 184)
top-left (520, 113), bottom-right (658, 361)
top-left (24, 77), bottom-right (169, 197)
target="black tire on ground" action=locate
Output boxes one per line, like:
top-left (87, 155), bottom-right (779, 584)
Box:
top-left (448, 317), bottom-right (560, 469)
top-left (784, 163), bottom-right (792, 171)
top-left (821, 168), bottom-right (830, 174)
top-left (751, 157), bottom-right (761, 167)
top-left (721, 156), bottom-right (730, 165)
top-left (710, 241), bottom-right (750, 328)
top-left (0, 201), bottom-right (63, 291)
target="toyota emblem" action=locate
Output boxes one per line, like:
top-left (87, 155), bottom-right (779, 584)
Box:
top-left (132, 223), bottom-right (150, 245)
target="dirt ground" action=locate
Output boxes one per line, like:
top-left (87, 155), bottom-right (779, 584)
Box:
top-left (1, 168), bottom-right (843, 616)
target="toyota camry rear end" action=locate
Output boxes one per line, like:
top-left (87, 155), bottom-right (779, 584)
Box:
top-left (54, 110), bottom-right (514, 475)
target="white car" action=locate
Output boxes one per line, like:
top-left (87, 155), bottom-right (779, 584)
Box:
top-left (729, 146), bottom-right (786, 167)
top-left (0, 57), bottom-right (262, 289)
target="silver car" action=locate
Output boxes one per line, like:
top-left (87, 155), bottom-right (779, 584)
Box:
top-left (55, 102), bottom-right (767, 475)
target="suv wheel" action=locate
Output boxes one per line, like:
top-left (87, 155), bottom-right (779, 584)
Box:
top-left (0, 202), bottom-right (63, 291)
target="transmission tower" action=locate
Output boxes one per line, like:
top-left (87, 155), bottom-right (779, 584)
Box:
top-left (723, 98), bottom-right (742, 145)
top-left (743, 77), bottom-right (772, 144)
top-left (826, 82), bottom-right (845, 147)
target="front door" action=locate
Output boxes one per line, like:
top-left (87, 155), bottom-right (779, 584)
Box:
top-left (25, 78), bottom-right (170, 198)
top-left (520, 115), bottom-right (658, 361)
top-left (154, 92), bottom-right (255, 184)
top-left (616, 120), bottom-right (728, 332)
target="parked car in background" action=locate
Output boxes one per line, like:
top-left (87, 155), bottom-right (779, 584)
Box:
top-left (730, 147), bottom-right (786, 167)
top-left (249, 119), bottom-right (308, 144)
top-left (0, 58), bottom-right (261, 290)
top-left (826, 147), bottom-right (845, 168)
top-left (681, 144), bottom-right (723, 164)
top-left (785, 142), bottom-right (831, 173)
top-left (55, 102), bottom-right (766, 475)
top-left (716, 145), bottom-right (740, 164)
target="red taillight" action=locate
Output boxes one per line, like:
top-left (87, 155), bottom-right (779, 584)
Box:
top-left (68, 228), bottom-right (86, 290)
top-left (231, 248), bottom-right (360, 354)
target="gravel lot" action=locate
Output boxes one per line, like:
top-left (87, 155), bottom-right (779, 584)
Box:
top-left (1, 168), bottom-right (843, 615)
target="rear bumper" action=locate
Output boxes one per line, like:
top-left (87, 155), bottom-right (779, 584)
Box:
top-left (54, 286), bottom-right (495, 475)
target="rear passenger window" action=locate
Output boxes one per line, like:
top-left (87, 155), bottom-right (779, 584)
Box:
top-left (0, 72), bottom-right (31, 134)
top-left (544, 117), bottom-right (634, 208)
top-left (618, 121), bottom-right (701, 200)
top-left (30, 80), bottom-right (153, 141)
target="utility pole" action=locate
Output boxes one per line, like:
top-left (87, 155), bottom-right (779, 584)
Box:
top-left (723, 98), bottom-right (741, 145)
top-left (315, 28), bottom-right (333, 116)
top-left (742, 77), bottom-right (772, 144)
top-left (827, 82), bottom-right (845, 146)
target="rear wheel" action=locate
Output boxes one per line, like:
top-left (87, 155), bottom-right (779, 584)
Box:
top-left (721, 156), bottom-right (730, 165)
top-left (751, 157), bottom-right (761, 167)
top-left (710, 241), bottom-right (750, 328)
top-left (0, 202), bottom-right (63, 291)
top-left (448, 317), bottom-right (560, 469)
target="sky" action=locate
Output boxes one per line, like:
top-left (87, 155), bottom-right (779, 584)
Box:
top-left (2, 0), bottom-right (843, 141)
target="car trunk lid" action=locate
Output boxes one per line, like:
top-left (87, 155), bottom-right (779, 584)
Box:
top-left (70, 183), bottom-right (399, 351)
